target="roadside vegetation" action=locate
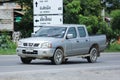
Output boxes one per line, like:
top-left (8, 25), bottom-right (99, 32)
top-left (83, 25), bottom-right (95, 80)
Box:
top-left (0, 0), bottom-right (120, 55)
top-left (106, 42), bottom-right (120, 52)
top-left (0, 31), bottom-right (16, 55)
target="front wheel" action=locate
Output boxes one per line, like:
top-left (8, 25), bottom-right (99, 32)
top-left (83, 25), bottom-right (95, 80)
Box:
top-left (51, 49), bottom-right (63, 65)
top-left (87, 47), bottom-right (98, 63)
top-left (20, 57), bottom-right (32, 64)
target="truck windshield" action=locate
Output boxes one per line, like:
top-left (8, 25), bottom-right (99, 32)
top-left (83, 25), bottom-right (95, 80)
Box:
top-left (35, 27), bottom-right (67, 38)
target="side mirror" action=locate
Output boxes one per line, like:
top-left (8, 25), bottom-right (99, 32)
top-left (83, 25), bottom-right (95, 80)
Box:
top-left (66, 34), bottom-right (73, 39)
top-left (31, 33), bottom-right (36, 37)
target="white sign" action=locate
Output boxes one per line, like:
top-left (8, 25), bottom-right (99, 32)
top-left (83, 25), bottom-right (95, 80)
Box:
top-left (33, 0), bottom-right (63, 32)
top-left (33, 0), bottom-right (63, 15)
top-left (0, 9), bottom-right (14, 31)
top-left (34, 15), bottom-right (63, 26)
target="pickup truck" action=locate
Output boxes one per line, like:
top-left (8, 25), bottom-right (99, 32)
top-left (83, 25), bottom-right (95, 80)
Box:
top-left (17, 24), bottom-right (106, 65)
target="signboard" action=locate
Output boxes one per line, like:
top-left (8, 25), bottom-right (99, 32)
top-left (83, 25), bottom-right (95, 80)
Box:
top-left (33, 0), bottom-right (63, 32)
top-left (33, 0), bottom-right (63, 15)
top-left (0, 9), bottom-right (13, 31)
top-left (34, 15), bottom-right (63, 26)
top-left (33, 0), bottom-right (63, 27)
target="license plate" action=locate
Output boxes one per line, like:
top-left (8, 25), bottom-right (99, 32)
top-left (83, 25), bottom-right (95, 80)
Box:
top-left (26, 47), bottom-right (33, 52)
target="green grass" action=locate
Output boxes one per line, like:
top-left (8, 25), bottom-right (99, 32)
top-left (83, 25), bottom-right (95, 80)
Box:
top-left (0, 48), bottom-right (16, 55)
top-left (105, 42), bottom-right (120, 52)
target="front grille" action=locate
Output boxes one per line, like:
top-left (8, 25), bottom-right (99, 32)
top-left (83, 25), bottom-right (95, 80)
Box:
top-left (23, 43), bottom-right (39, 47)
top-left (34, 43), bottom-right (39, 47)
top-left (23, 43), bottom-right (27, 46)
top-left (29, 43), bottom-right (33, 47)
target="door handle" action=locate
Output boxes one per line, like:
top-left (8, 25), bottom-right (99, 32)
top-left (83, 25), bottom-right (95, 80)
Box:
top-left (86, 39), bottom-right (88, 42)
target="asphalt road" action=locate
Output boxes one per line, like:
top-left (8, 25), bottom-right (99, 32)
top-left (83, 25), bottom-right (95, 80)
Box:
top-left (0, 52), bottom-right (120, 80)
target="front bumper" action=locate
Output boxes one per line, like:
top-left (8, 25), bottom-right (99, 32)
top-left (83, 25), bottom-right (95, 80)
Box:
top-left (16, 47), bottom-right (55, 59)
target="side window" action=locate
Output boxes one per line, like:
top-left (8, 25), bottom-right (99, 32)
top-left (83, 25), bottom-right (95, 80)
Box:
top-left (67, 27), bottom-right (77, 38)
top-left (78, 27), bottom-right (86, 37)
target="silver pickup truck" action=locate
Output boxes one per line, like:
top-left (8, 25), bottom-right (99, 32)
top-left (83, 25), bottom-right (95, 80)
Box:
top-left (17, 24), bottom-right (106, 65)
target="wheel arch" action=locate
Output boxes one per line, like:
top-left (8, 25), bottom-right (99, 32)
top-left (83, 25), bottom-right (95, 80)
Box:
top-left (55, 46), bottom-right (65, 56)
top-left (89, 43), bottom-right (100, 57)
top-left (56, 46), bottom-right (64, 53)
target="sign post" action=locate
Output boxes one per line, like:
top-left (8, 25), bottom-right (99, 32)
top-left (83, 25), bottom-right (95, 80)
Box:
top-left (33, 0), bottom-right (63, 32)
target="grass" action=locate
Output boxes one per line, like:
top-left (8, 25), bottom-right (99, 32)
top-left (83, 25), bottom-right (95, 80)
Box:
top-left (0, 48), bottom-right (16, 55)
top-left (105, 42), bottom-right (120, 52)
top-left (0, 33), bottom-right (17, 55)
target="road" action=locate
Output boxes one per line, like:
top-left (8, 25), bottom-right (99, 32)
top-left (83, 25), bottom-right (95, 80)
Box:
top-left (0, 52), bottom-right (120, 80)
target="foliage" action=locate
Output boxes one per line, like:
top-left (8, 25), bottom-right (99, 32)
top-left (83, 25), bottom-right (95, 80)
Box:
top-left (106, 42), bottom-right (120, 52)
top-left (97, 21), bottom-right (113, 38)
top-left (0, 49), bottom-right (16, 55)
top-left (106, 0), bottom-right (120, 13)
top-left (79, 15), bottom-right (99, 35)
top-left (16, 0), bottom-right (33, 9)
top-left (110, 10), bottom-right (120, 37)
top-left (78, 14), bottom-right (114, 41)
top-left (80, 0), bottom-right (102, 16)
top-left (15, 0), bottom-right (33, 38)
top-left (63, 0), bottom-right (102, 24)
top-left (14, 21), bottom-right (33, 38)
top-left (63, 0), bottom-right (81, 24)
top-left (0, 31), bottom-right (16, 49)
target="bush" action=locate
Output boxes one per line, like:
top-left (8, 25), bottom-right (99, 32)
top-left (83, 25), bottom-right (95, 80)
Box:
top-left (0, 32), bottom-right (16, 49)
top-left (106, 42), bottom-right (120, 52)
top-left (110, 10), bottom-right (120, 37)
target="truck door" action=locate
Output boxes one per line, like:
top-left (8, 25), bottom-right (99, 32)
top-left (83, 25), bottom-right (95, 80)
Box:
top-left (65, 27), bottom-right (80, 56)
top-left (77, 27), bottom-right (90, 54)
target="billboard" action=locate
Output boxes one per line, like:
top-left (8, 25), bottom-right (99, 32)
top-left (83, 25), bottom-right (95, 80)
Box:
top-left (34, 15), bottom-right (63, 26)
top-left (33, 0), bottom-right (63, 15)
top-left (33, 0), bottom-right (63, 27)
top-left (0, 9), bottom-right (14, 31)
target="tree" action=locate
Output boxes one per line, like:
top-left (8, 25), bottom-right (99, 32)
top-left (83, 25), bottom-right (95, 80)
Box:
top-left (106, 0), bottom-right (120, 9)
top-left (110, 10), bottom-right (120, 38)
top-left (15, 0), bottom-right (33, 37)
top-left (105, 0), bottom-right (120, 13)
top-left (80, 0), bottom-right (102, 16)
top-left (63, 0), bottom-right (81, 24)
top-left (79, 15), bottom-right (99, 35)
top-left (63, 0), bottom-right (102, 23)
top-left (16, 0), bottom-right (33, 9)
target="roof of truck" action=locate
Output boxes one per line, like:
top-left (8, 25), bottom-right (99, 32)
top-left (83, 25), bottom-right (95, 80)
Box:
top-left (39, 24), bottom-right (85, 27)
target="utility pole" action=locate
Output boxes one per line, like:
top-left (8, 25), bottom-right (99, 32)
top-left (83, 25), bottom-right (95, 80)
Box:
top-left (101, 0), bottom-right (106, 21)
top-left (101, 8), bottom-right (105, 21)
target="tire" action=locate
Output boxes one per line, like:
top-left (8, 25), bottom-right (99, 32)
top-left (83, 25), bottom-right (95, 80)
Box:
top-left (87, 47), bottom-right (98, 63)
top-left (20, 57), bottom-right (32, 64)
top-left (51, 49), bottom-right (63, 65)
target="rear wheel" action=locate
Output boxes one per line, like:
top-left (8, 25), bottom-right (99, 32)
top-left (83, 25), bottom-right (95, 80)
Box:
top-left (87, 47), bottom-right (98, 63)
top-left (20, 57), bottom-right (32, 64)
top-left (51, 49), bottom-right (63, 65)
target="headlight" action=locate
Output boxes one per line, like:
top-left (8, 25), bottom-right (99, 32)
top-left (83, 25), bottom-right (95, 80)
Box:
top-left (41, 42), bottom-right (52, 48)
top-left (17, 41), bottom-right (23, 47)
